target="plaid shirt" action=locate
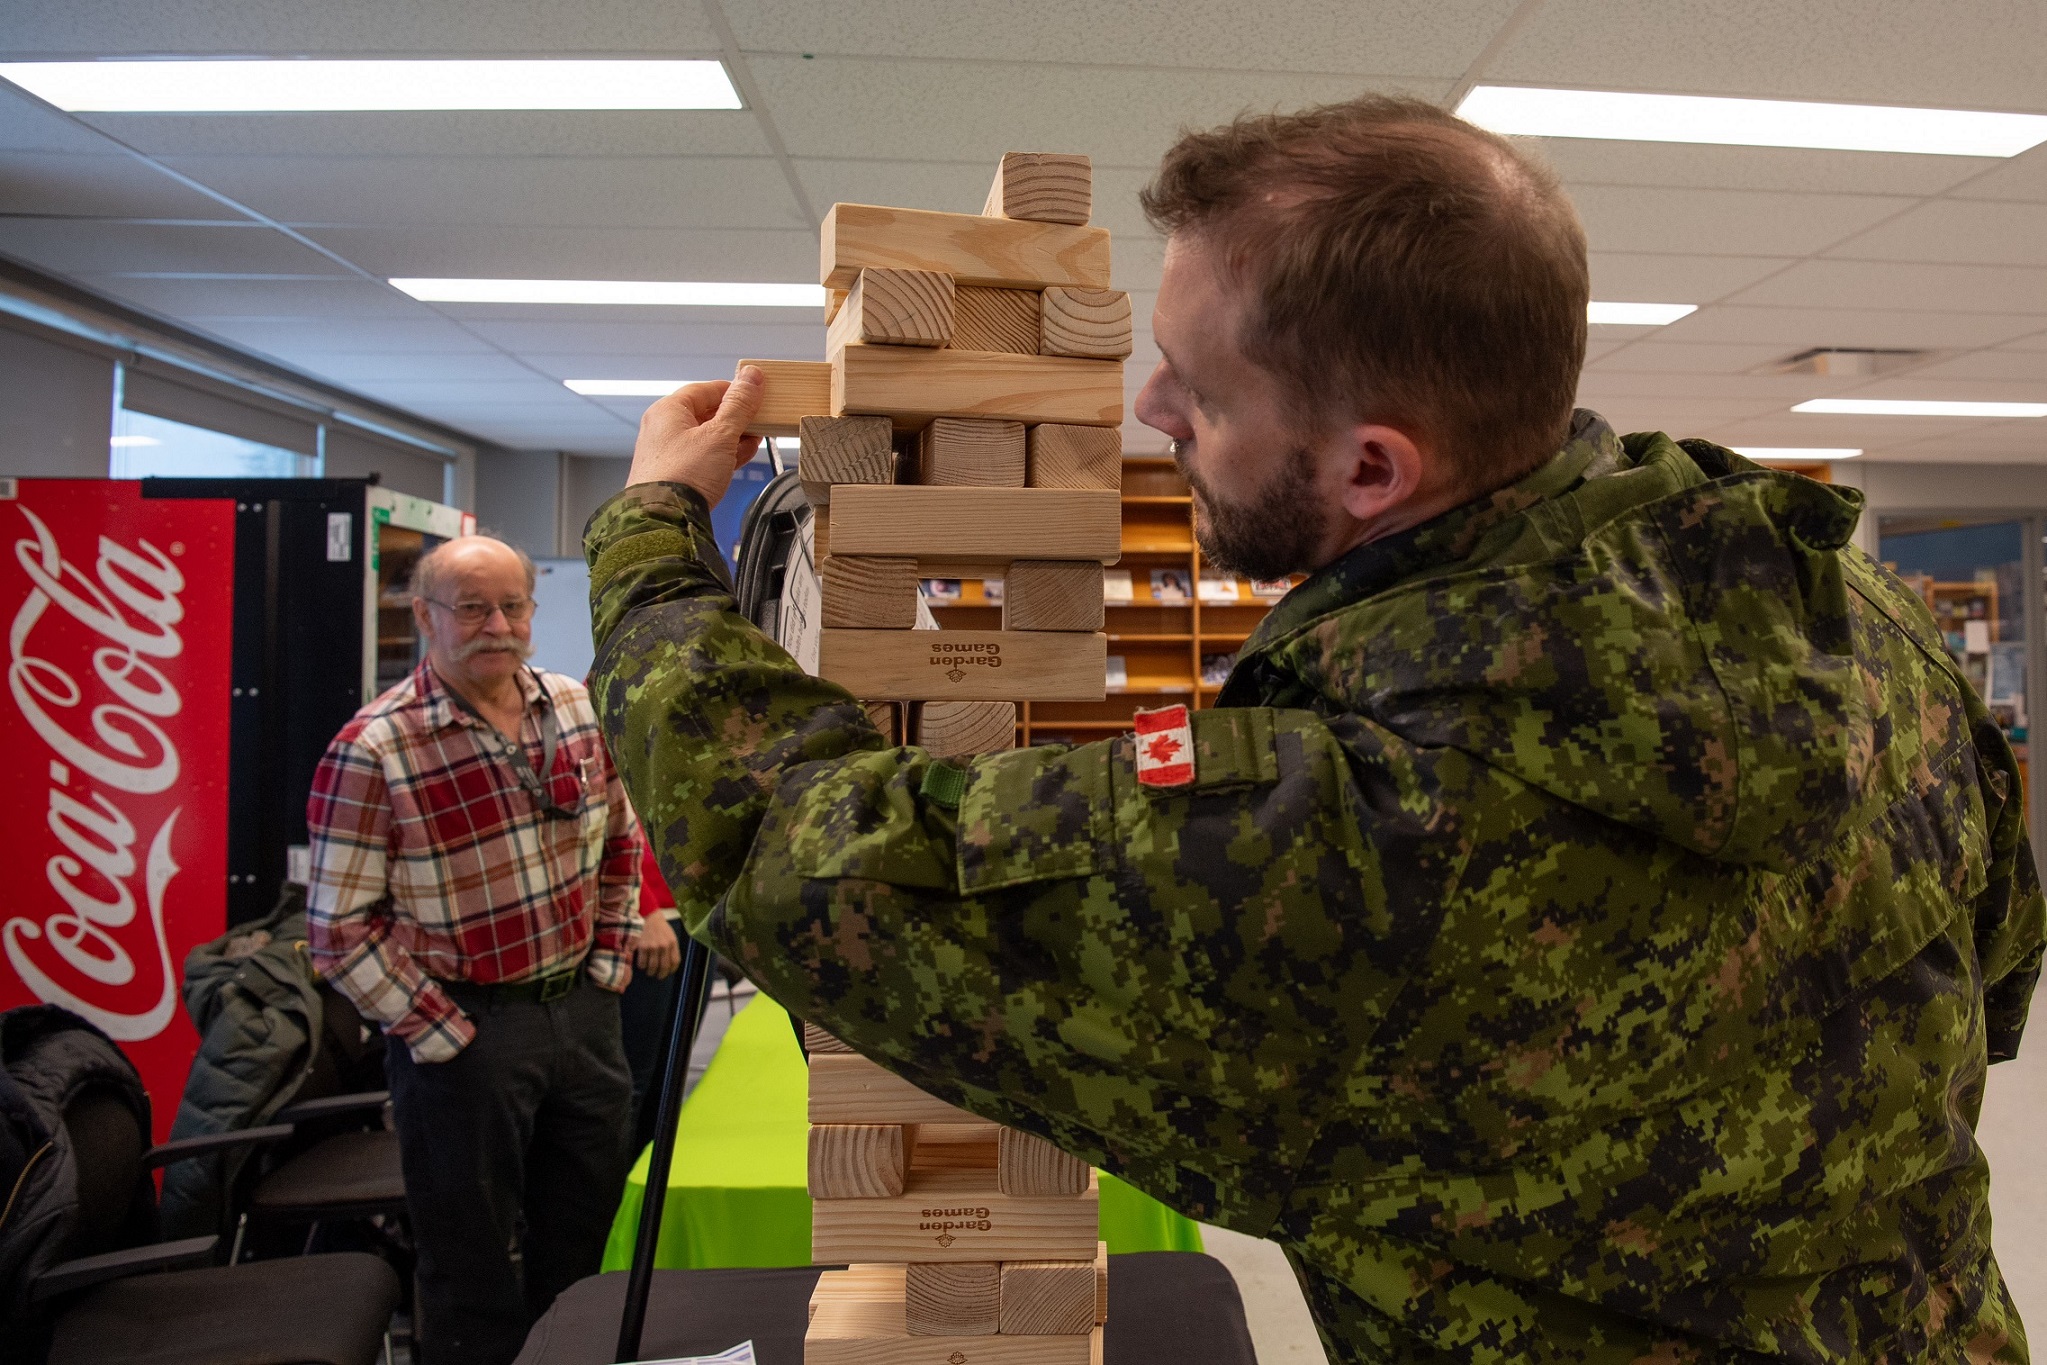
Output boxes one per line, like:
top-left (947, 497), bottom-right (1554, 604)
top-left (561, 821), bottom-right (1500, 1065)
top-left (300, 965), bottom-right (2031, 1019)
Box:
top-left (306, 662), bottom-right (642, 1062)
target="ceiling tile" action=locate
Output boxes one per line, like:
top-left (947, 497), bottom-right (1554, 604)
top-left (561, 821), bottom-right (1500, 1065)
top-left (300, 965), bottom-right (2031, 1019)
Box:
top-left (77, 273), bottom-right (430, 319)
top-left (160, 154), bottom-right (803, 230)
top-left (196, 316), bottom-right (497, 355)
top-left (285, 351), bottom-right (542, 384)
top-left (346, 379), bottom-right (596, 410)
top-left (463, 317), bottom-right (824, 356)
top-left (0, 149), bottom-right (235, 217)
top-left (1705, 410), bottom-right (1993, 449)
top-left (1584, 339), bottom-right (1798, 375)
top-left (0, 85), bottom-right (119, 154)
top-left (1535, 139), bottom-right (1991, 198)
top-left (1575, 372), bottom-right (1853, 402)
top-left (1907, 350), bottom-right (2047, 383)
top-left (1568, 185), bottom-right (1913, 258)
top-left (1825, 199), bottom-right (2047, 268)
top-left (302, 224), bottom-right (817, 281)
top-left (1488, 0), bottom-right (2047, 112)
top-left (1587, 252), bottom-right (1796, 302)
top-left (77, 110), bottom-right (774, 160)
top-left (0, 218), bottom-right (349, 275)
top-left (1950, 144), bottom-right (2047, 205)
top-left (1877, 425), bottom-right (2047, 459)
top-left (1727, 259), bottom-right (2047, 314)
top-left (1660, 305), bottom-right (2046, 350)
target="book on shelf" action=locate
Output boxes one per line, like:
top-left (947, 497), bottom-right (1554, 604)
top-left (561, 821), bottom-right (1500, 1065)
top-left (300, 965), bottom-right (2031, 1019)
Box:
top-left (1105, 655), bottom-right (1129, 690)
top-left (1103, 569), bottom-right (1135, 604)
top-left (1197, 575), bottom-right (1241, 604)
top-left (1250, 578), bottom-right (1291, 600)
top-left (920, 578), bottom-right (963, 604)
top-left (1151, 568), bottom-right (1191, 604)
top-left (983, 576), bottom-right (1004, 605)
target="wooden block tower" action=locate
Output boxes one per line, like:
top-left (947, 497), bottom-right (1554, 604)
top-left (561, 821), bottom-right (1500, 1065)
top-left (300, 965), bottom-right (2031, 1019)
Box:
top-left (744, 150), bottom-right (1127, 1365)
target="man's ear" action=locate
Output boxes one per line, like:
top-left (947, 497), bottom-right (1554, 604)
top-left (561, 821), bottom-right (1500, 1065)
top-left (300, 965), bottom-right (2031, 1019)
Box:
top-left (412, 598), bottom-right (434, 644)
top-left (1333, 423), bottom-right (1428, 524)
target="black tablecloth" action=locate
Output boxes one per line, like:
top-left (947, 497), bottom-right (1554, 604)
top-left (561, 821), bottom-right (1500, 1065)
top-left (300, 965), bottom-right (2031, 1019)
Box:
top-left (516, 1252), bottom-right (1259, 1365)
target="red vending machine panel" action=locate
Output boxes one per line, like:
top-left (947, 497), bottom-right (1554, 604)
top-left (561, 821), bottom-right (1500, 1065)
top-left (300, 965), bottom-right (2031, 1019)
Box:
top-left (0, 479), bottom-right (234, 1140)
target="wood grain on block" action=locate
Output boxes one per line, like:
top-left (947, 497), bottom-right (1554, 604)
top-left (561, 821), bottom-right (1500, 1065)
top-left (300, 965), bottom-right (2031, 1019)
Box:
top-left (808, 1123), bottom-right (915, 1199)
top-left (951, 286), bottom-right (1041, 356)
top-left (819, 505), bottom-right (1078, 581)
top-left (829, 268), bottom-right (955, 350)
top-left (1002, 561), bottom-right (1105, 633)
top-left (834, 344), bottom-right (1122, 429)
top-left (905, 1261), bottom-right (999, 1336)
top-left (911, 1124), bottom-right (1001, 1171)
top-left (826, 287), bottom-right (848, 323)
top-left (819, 629), bottom-right (1108, 703)
top-left (916, 417), bottom-right (1025, 488)
top-left (822, 202), bottom-right (1110, 292)
top-left (1094, 1240), bottom-right (1108, 1324)
top-left (914, 700), bottom-right (1018, 758)
top-left (804, 1021), bottom-right (855, 1054)
top-left (822, 556), bottom-right (919, 629)
top-left (1038, 288), bottom-right (1132, 360)
top-left (996, 1126), bottom-right (1092, 1196)
top-left (863, 700), bottom-right (901, 746)
top-left (999, 1258), bottom-right (1097, 1336)
top-left (810, 1166), bottom-right (1101, 1265)
top-left (1027, 424), bottom-right (1122, 491)
top-left (829, 487), bottom-right (1121, 563)
top-left (737, 359), bottom-right (831, 437)
top-left (983, 152), bottom-right (1093, 226)
top-left (810, 1052), bottom-right (983, 1126)
top-left (810, 1264), bottom-right (901, 1323)
top-left (808, 1293), bottom-right (1099, 1365)
top-left (797, 414), bottom-right (895, 507)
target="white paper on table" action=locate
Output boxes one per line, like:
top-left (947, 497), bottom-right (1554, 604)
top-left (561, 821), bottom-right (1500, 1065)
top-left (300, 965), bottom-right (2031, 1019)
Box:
top-left (1964, 620), bottom-right (1992, 654)
top-left (632, 1341), bottom-right (756, 1365)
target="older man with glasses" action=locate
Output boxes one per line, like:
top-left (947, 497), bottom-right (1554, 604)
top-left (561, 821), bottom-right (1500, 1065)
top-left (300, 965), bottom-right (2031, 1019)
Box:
top-left (306, 533), bottom-right (643, 1365)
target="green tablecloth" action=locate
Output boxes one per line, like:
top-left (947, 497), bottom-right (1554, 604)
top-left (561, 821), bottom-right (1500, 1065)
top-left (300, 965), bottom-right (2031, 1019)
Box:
top-left (602, 994), bottom-right (1204, 1270)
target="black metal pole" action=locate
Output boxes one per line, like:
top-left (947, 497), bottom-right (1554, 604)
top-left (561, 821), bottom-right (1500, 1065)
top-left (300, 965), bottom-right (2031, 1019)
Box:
top-left (615, 937), bottom-right (717, 1363)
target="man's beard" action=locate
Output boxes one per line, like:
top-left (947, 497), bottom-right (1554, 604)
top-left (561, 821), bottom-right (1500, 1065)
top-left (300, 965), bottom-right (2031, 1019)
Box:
top-left (1175, 443), bottom-right (1327, 580)
top-left (455, 633), bottom-right (534, 663)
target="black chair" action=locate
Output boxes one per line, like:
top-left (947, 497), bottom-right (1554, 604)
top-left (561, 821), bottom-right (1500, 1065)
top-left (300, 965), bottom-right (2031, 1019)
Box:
top-left (239, 1090), bottom-right (407, 1255)
top-left (25, 1083), bottom-right (401, 1365)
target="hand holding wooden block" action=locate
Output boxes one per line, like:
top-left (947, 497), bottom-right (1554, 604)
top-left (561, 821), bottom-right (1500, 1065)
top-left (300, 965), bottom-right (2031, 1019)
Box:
top-left (736, 359), bottom-right (831, 436)
top-left (984, 152), bottom-right (1093, 226)
top-left (1039, 287), bottom-right (1133, 360)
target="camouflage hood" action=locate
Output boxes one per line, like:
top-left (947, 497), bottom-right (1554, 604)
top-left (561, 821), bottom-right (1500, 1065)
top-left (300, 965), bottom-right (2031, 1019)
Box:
top-left (1222, 411), bottom-right (1879, 874)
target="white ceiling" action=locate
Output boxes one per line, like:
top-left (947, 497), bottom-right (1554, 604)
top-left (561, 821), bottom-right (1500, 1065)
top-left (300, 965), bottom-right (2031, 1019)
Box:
top-left (4, 0), bottom-right (2047, 462)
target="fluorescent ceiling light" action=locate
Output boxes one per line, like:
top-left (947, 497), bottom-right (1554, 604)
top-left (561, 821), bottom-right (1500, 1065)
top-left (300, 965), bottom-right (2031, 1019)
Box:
top-left (1458, 85), bottom-right (2047, 158)
top-left (391, 278), bottom-right (823, 307)
top-left (0, 59), bottom-right (741, 112)
top-left (1589, 301), bottom-right (1696, 325)
top-left (1793, 398), bottom-right (2047, 418)
top-left (564, 379), bottom-right (696, 397)
top-left (1732, 446), bottom-right (1863, 460)
top-left (108, 435), bottom-right (161, 447)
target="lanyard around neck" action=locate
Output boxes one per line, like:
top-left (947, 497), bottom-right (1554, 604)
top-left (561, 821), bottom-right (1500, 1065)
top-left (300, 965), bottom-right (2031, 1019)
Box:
top-left (441, 667), bottom-right (579, 820)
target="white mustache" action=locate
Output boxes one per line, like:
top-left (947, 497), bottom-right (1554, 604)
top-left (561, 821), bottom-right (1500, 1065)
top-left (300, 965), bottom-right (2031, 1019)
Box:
top-left (454, 634), bottom-right (534, 662)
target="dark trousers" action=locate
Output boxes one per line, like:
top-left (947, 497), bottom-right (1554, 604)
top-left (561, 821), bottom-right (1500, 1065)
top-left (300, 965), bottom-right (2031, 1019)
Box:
top-left (617, 963), bottom-right (682, 1157)
top-left (386, 977), bottom-right (632, 1365)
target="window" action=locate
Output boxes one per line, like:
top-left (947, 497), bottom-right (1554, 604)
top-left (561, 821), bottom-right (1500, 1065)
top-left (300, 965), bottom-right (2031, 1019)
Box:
top-left (108, 408), bottom-right (318, 479)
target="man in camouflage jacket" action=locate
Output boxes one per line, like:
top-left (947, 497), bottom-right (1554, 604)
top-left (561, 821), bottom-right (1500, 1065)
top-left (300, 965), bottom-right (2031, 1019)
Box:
top-left (587, 96), bottom-right (2043, 1363)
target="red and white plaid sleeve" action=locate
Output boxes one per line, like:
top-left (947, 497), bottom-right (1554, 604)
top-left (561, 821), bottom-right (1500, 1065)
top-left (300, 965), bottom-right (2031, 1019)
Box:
top-left (306, 719), bottom-right (476, 1062)
top-left (584, 730), bottom-right (644, 993)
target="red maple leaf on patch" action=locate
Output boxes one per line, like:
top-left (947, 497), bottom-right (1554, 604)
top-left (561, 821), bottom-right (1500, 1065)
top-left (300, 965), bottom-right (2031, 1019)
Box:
top-left (1143, 733), bottom-right (1183, 765)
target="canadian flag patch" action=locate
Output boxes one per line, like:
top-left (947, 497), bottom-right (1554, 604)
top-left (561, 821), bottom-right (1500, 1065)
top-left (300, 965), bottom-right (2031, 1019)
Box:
top-left (1132, 703), bottom-right (1195, 788)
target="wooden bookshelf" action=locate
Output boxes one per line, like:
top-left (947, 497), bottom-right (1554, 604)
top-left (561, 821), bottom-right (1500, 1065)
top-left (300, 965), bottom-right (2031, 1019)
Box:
top-left (922, 456), bottom-right (1297, 746)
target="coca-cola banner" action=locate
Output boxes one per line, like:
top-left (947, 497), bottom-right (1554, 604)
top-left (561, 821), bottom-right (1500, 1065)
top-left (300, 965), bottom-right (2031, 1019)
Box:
top-left (1, 479), bottom-right (234, 1140)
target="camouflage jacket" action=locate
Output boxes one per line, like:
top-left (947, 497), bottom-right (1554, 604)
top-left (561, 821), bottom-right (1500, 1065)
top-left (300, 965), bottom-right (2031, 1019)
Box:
top-left (587, 411), bottom-right (2043, 1364)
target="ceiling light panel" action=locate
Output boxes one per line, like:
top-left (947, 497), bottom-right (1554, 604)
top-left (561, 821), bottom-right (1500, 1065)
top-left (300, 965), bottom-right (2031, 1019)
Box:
top-left (1588, 301), bottom-right (1697, 325)
top-left (1793, 398), bottom-right (2047, 418)
top-left (1459, 86), bottom-right (2047, 158)
top-left (1731, 447), bottom-right (1863, 460)
top-left (564, 379), bottom-right (695, 396)
top-left (0, 60), bottom-right (742, 112)
top-left (390, 279), bottom-right (824, 307)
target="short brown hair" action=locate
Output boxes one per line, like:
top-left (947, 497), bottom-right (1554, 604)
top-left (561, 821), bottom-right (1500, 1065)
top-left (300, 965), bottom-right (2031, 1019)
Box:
top-left (1141, 94), bottom-right (1589, 491)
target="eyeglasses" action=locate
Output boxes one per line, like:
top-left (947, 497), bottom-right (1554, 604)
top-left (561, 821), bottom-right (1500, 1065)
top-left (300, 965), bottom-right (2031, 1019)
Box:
top-left (425, 596), bottom-right (536, 625)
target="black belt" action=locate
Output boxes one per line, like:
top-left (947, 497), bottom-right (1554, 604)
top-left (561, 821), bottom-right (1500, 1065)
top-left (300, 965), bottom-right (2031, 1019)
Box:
top-left (434, 969), bottom-right (582, 1007)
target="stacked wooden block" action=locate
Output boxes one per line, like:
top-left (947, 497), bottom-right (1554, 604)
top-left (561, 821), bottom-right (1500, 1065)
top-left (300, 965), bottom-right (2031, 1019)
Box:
top-left (750, 151), bottom-right (1120, 1365)
top-left (805, 1022), bottom-right (1106, 1365)
top-left (742, 151), bottom-right (1128, 713)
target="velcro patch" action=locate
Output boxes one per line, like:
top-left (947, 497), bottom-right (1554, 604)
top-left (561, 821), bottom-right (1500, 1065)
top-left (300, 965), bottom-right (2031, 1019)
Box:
top-left (1132, 704), bottom-right (1195, 788)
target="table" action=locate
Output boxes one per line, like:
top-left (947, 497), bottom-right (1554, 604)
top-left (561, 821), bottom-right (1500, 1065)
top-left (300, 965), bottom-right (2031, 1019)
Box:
top-left (518, 1254), bottom-right (1255, 1365)
top-left (602, 995), bottom-right (1204, 1271)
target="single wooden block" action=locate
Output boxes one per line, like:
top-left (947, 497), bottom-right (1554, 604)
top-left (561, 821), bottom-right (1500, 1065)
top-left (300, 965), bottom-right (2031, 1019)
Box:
top-left (1094, 1241), bottom-right (1108, 1324)
top-left (951, 286), bottom-right (1041, 356)
top-left (737, 359), bottom-right (831, 437)
top-left (906, 1261), bottom-right (1000, 1336)
top-left (863, 700), bottom-right (902, 746)
top-left (914, 700), bottom-right (1017, 758)
top-left (829, 268), bottom-right (955, 351)
top-left (809, 1123), bottom-right (915, 1200)
top-left (912, 1124), bottom-right (1001, 1171)
top-left (822, 202), bottom-right (1111, 292)
top-left (999, 1258), bottom-right (1097, 1336)
top-left (804, 1021), bottom-right (856, 1054)
top-left (810, 1052), bottom-right (983, 1126)
top-left (983, 152), bottom-right (1093, 226)
top-left (826, 288), bottom-right (848, 323)
top-left (1002, 561), bottom-right (1105, 633)
top-left (810, 1264), bottom-right (902, 1324)
top-left (916, 417), bottom-right (1026, 488)
top-left (822, 556), bottom-right (919, 629)
top-left (997, 1126), bottom-right (1092, 1197)
top-left (798, 414), bottom-right (896, 507)
top-left (1027, 424), bottom-right (1122, 491)
top-left (810, 1166), bottom-right (1101, 1264)
top-left (829, 487), bottom-right (1121, 563)
top-left (819, 629), bottom-right (1108, 703)
top-left (1038, 287), bottom-right (1132, 360)
top-left (834, 343), bottom-right (1122, 429)
top-left (808, 1291), bottom-right (1100, 1365)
